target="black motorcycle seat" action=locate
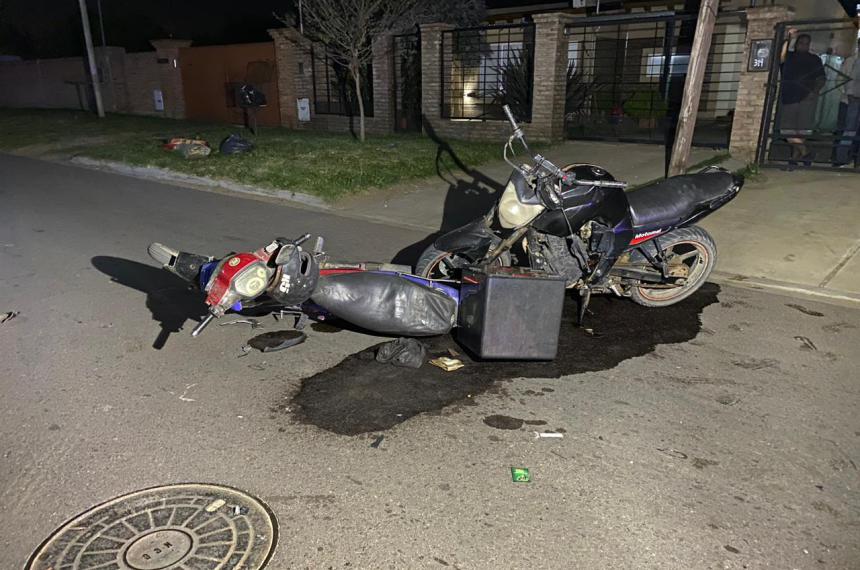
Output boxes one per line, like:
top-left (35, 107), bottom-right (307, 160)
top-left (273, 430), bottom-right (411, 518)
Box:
top-left (626, 170), bottom-right (738, 229)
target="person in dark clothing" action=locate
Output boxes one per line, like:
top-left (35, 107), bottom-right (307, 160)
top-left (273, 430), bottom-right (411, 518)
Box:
top-left (779, 30), bottom-right (826, 165)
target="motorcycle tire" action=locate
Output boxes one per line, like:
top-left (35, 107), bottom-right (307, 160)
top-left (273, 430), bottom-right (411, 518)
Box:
top-left (415, 245), bottom-right (511, 279)
top-left (628, 225), bottom-right (717, 308)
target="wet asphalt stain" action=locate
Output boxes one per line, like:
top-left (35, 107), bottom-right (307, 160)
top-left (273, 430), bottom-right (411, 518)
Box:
top-left (287, 283), bottom-right (720, 435)
top-left (785, 303), bottom-right (825, 317)
top-left (481, 415), bottom-right (546, 430)
top-left (484, 415), bottom-right (523, 429)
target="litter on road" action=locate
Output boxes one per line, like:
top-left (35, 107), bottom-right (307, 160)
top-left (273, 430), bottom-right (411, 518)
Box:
top-left (220, 318), bottom-right (264, 329)
top-left (1, 311), bottom-right (19, 324)
top-left (370, 435), bottom-right (384, 449)
top-left (429, 357), bottom-right (464, 372)
top-left (375, 338), bottom-right (427, 368)
top-left (248, 330), bottom-right (307, 352)
top-left (535, 432), bottom-right (564, 439)
top-left (511, 467), bottom-right (531, 483)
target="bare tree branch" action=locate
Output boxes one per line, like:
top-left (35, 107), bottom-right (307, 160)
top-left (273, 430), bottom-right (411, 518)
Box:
top-left (276, 0), bottom-right (486, 141)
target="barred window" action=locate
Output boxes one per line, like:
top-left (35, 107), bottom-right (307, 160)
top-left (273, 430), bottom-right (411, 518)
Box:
top-left (311, 48), bottom-right (374, 117)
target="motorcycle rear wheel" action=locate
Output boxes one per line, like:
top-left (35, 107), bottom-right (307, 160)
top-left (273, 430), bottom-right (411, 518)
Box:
top-left (415, 245), bottom-right (511, 279)
top-left (628, 226), bottom-right (716, 307)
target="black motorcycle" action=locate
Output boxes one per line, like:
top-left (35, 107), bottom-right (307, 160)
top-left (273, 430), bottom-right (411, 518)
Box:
top-left (416, 105), bottom-right (743, 314)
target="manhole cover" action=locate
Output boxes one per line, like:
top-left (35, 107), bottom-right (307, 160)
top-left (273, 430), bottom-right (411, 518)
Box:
top-left (26, 483), bottom-right (277, 570)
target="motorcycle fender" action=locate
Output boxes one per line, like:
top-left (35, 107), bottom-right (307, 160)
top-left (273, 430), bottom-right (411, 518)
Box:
top-left (433, 216), bottom-right (496, 257)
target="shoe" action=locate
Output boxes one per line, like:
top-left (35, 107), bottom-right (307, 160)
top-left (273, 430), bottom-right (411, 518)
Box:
top-left (800, 152), bottom-right (814, 167)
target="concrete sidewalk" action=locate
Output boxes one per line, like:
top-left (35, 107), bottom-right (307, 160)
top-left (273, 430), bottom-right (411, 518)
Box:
top-left (701, 168), bottom-right (860, 303)
top-left (334, 140), bottom-right (731, 232)
top-left (333, 141), bottom-right (860, 303)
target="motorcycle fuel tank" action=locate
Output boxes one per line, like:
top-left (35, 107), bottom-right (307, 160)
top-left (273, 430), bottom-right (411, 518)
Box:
top-left (531, 164), bottom-right (631, 237)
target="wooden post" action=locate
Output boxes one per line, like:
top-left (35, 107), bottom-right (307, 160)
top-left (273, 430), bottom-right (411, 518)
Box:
top-left (668, 0), bottom-right (719, 176)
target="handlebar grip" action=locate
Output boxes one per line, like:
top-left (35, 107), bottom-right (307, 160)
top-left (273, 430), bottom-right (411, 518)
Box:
top-left (502, 105), bottom-right (519, 131)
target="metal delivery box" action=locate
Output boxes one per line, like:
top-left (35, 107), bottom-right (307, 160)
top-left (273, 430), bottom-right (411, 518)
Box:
top-left (457, 266), bottom-right (566, 360)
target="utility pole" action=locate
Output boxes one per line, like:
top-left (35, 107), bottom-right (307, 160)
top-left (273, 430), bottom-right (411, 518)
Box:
top-left (78, 0), bottom-right (105, 118)
top-left (668, 0), bottom-right (718, 176)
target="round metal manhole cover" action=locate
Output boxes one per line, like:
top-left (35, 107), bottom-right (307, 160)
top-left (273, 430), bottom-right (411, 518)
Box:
top-left (26, 483), bottom-right (277, 570)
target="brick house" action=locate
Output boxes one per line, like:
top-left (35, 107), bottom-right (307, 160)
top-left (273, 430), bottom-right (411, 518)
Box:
top-left (267, 0), bottom-right (858, 162)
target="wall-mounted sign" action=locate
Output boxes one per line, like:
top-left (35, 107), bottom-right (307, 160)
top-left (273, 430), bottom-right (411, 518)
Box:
top-left (297, 98), bottom-right (310, 122)
top-left (748, 39), bottom-right (773, 71)
top-left (153, 89), bottom-right (164, 112)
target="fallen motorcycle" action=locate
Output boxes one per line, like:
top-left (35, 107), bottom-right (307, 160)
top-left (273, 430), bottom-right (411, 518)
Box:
top-left (147, 235), bottom-right (461, 338)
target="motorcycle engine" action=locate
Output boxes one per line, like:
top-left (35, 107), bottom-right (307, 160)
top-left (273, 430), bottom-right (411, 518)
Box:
top-left (528, 231), bottom-right (585, 287)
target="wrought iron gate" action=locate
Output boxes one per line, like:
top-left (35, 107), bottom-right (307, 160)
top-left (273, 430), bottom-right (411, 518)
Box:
top-left (441, 23), bottom-right (536, 122)
top-left (757, 19), bottom-right (860, 171)
top-left (393, 30), bottom-right (422, 132)
top-left (564, 11), bottom-right (746, 149)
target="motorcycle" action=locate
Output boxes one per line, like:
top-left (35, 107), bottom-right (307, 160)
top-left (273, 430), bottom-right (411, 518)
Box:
top-left (147, 103), bottom-right (743, 341)
top-left (415, 105), bottom-right (744, 319)
top-left (147, 235), bottom-right (461, 338)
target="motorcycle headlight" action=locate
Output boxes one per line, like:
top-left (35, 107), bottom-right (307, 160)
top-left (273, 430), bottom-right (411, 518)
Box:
top-left (232, 262), bottom-right (270, 298)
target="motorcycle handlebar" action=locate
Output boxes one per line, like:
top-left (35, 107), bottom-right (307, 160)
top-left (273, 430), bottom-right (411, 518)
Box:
top-left (502, 104), bottom-right (519, 132)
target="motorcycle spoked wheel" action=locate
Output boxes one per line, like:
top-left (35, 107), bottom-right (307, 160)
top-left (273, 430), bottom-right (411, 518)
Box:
top-left (628, 226), bottom-right (717, 308)
top-left (415, 245), bottom-right (512, 279)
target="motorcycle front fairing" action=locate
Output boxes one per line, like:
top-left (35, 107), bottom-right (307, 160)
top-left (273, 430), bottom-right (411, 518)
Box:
top-left (432, 211), bottom-right (500, 259)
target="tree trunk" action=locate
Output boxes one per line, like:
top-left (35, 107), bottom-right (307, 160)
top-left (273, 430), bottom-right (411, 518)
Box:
top-left (351, 65), bottom-right (366, 142)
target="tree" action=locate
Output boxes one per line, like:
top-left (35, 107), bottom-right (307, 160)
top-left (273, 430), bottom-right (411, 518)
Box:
top-left (282, 0), bottom-right (484, 141)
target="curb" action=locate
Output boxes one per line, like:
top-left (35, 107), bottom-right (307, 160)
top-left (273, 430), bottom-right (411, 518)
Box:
top-left (710, 271), bottom-right (860, 307)
top-left (69, 156), bottom-right (329, 210)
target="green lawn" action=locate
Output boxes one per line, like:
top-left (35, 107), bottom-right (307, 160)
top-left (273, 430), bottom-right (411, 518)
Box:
top-left (0, 109), bottom-right (510, 201)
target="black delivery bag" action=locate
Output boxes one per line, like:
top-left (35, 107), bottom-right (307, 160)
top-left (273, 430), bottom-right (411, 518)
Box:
top-left (457, 266), bottom-right (566, 359)
top-left (310, 272), bottom-right (457, 336)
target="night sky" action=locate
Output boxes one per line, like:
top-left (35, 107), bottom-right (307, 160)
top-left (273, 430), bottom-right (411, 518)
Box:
top-left (0, 0), bottom-right (293, 58)
top-left (2, 0), bottom-right (855, 59)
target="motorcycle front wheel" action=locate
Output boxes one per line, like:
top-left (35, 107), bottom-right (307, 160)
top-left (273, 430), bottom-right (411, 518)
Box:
top-left (415, 245), bottom-right (511, 279)
top-left (628, 226), bottom-right (717, 307)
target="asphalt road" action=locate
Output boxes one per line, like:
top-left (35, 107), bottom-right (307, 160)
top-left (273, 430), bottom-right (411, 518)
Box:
top-left (1, 154), bottom-right (859, 569)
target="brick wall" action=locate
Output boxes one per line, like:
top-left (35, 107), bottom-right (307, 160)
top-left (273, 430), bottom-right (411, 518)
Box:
top-left (729, 6), bottom-right (794, 162)
top-left (122, 52), bottom-right (163, 116)
top-left (268, 27), bottom-right (394, 136)
top-left (150, 40), bottom-right (192, 119)
top-left (0, 43), bottom-right (182, 118)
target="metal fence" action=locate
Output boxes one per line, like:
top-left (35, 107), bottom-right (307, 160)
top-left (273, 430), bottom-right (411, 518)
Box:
top-left (393, 31), bottom-right (421, 132)
top-left (441, 23), bottom-right (535, 122)
top-left (311, 47), bottom-right (374, 117)
top-left (564, 12), bottom-right (746, 148)
top-left (758, 19), bottom-right (860, 171)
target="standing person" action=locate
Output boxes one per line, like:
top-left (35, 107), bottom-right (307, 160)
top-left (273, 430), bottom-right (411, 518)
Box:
top-left (779, 29), bottom-right (826, 167)
top-left (835, 38), bottom-right (860, 167)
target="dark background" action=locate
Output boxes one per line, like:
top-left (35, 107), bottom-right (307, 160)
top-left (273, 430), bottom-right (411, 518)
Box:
top-left (1, 0), bottom-right (855, 59)
top-left (0, 0), bottom-right (292, 58)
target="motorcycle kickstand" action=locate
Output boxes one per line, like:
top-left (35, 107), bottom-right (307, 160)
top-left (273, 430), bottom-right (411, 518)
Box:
top-left (577, 287), bottom-right (592, 327)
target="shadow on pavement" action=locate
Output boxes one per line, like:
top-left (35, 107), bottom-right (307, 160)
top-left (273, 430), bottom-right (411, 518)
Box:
top-left (391, 119), bottom-right (504, 267)
top-left (91, 256), bottom-right (207, 349)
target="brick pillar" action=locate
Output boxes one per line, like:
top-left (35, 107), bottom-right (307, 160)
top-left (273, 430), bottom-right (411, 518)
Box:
top-left (371, 34), bottom-right (395, 134)
top-left (729, 6), bottom-right (793, 163)
top-left (150, 39), bottom-right (192, 119)
top-left (419, 23), bottom-right (453, 136)
top-left (268, 27), bottom-right (306, 128)
top-left (530, 13), bottom-right (571, 142)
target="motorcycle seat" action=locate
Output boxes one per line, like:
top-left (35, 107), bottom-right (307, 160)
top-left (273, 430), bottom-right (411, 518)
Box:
top-left (626, 169), bottom-right (739, 229)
